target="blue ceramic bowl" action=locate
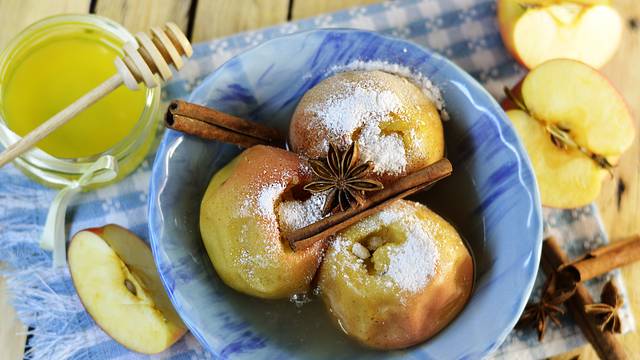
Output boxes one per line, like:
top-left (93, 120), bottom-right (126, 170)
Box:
top-left (149, 29), bottom-right (542, 359)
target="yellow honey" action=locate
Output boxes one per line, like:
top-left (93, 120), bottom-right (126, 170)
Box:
top-left (2, 28), bottom-right (147, 159)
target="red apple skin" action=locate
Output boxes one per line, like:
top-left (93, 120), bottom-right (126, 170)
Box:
top-left (85, 226), bottom-right (105, 236)
top-left (497, 0), bottom-right (529, 68)
top-left (501, 79), bottom-right (525, 110)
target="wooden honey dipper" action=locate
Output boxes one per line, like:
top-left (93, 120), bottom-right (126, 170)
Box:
top-left (0, 22), bottom-right (193, 168)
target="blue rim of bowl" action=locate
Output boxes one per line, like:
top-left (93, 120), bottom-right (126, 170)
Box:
top-left (149, 28), bottom-right (543, 358)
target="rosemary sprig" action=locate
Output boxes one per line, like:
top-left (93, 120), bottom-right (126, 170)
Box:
top-left (504, 87), bottom-right (614, 175)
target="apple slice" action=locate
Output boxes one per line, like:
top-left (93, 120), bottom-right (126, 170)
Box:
top-left (68, 224), bottom-right (187, 354)
top-left (504, 59), bottom-right (635, 208)
top-left (498, 0), bottom-right (622, 69)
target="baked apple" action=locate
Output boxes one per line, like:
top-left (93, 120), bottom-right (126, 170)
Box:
top-left (289, 70), bottom-right (444, 184)
top-left (504, 59), bottom-right (634, 208)
top-left (200, 145), bottom-right (326, 299)
top-left (318, 200), bottom-right (474, 349)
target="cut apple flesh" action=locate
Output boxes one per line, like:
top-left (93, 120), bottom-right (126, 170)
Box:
top-left (68, 225), bottom-right (186, 354)
top-left (505, 59), bottom-right (634, 208)
top-left (499, 0), bottom-right (622, 69)
top-left (522, 59), bottom-right (634, 155)
top-left (508, 109), bottom-right (606, 207)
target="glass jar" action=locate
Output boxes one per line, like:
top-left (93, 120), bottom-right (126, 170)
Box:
top-left (0, 14), bottom-right (160, 189)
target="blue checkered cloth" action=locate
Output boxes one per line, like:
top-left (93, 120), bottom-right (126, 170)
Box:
top-left (1, 0), bottom-right (633, 359)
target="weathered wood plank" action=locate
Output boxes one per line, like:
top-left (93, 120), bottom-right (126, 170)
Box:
top-left (598, 2), bottom-right (640, 242)
top-left (291, 0), bottom-right (381, 19)
top-left (0, 274), bottom-right (26, 360)
top-left (94, 0), bottom-right (191, 36)
top-left (0, 0), bottom-right (90, 49)
top-left (191, 0), bottom-right (289, 42)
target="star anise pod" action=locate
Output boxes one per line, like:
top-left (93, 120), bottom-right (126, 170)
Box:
top-left (517, 275), bottom-right (566, 341)
top-left (585, 280), bottom-right (623, 333)
top-left (304, 142), bottom-right (383, 215)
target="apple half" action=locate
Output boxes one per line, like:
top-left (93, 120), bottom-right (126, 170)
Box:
top-left (504, 59), bottom-right (635, 208)
top-left (68, 224), bottom-right (187, 354)
top-left (498, 0), bottom-right (622, 69)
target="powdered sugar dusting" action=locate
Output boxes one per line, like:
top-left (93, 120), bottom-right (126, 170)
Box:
top-left (408, 129), bottom-right (425, 161)
top-left (297, 66), bottom-right (446, 176)
top-left (277, 193), bottom-right (327, 233)
top-left (305, 77), bottom-right (408, 175)
top-left (257, 183), bottom-right (286, 219)
top-left (371, 205), bottom-right (439, 293)
top-left (236, 179), bottom-right (290, 271)
top-left (239, 182), bottom-right (287, 223)
top-left (357, 123), bottom-right (407, 175)
top-left (385, 219), bottom-right (438, 292)
top-left (376, 205), bottom-right (407, 226)
top-left (234, 181), bottom-right (288, 281)
top-left (309, 86), bottom-right (400, 140)
top-left (332, 60), bottom-right (448, 120)
top-left (326, 202), bottom-right (439, 294)
top-left (235, 222), bottom-right (280, 280)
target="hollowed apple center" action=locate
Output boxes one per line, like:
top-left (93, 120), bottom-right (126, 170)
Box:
top-left (345, 212), bottom-right (439, 293)
top-left (355, 228), bottom-right (401, 276)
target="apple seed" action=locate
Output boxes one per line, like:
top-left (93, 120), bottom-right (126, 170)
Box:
top-left (124, 279), bottom-right (138, 296)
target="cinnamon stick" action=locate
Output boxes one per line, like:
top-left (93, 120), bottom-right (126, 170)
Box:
top-left (560, 234), bottom-right (640, 284)
top-left (164, 100), bottom-right (285, 148)
top-left (286, 158), bottom-right (453, 250)
top-left (542, 237), bottom-right (627, 360)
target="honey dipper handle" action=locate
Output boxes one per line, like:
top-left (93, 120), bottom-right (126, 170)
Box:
top-left (0, 23), bottom-right (192, 168)
top-left (0, 74), bottom-right (123, 168)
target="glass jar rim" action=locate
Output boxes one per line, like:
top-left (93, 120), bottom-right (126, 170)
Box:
top-left (0, 13), bottom-right (161, 175)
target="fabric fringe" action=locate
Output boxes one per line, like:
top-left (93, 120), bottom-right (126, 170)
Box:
top-left (2, 266), bottom-right (208, 360)
top-left (2, 267), bottom-right (104, 360)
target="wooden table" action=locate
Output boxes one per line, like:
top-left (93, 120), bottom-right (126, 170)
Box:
top-left (0, 1), bottom-right (637, 359)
